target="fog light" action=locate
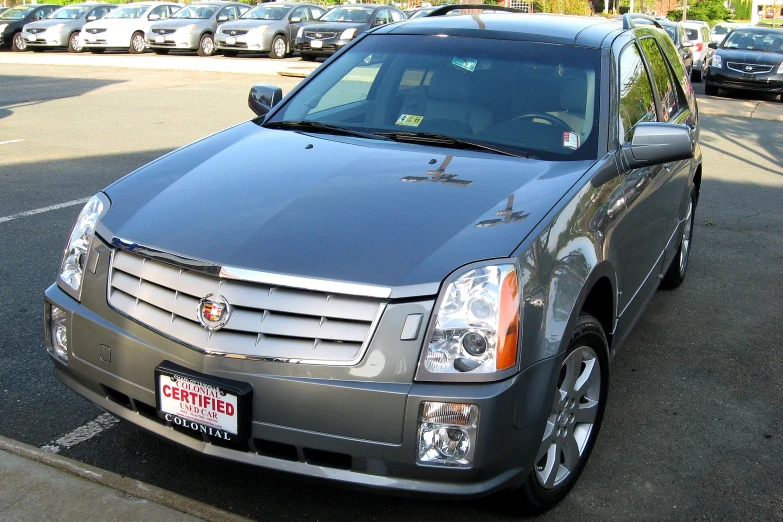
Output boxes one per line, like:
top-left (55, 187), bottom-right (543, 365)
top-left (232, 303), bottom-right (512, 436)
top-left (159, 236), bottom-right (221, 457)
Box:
top-left (50, 306), bottom-right (68, 362)
top-left (417, 402), bottom-right (478, 467)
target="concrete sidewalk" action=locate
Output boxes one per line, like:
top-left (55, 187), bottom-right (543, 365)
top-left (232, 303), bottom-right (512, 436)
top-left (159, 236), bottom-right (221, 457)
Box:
top-left (693, 82), bottom-right (783, 121)
top-left (0, 436), bottom-right (251, 522)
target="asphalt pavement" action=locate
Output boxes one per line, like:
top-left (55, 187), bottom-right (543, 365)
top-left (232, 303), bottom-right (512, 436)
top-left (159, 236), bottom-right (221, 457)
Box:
top-left (0, 60), bottom-right (781, 521)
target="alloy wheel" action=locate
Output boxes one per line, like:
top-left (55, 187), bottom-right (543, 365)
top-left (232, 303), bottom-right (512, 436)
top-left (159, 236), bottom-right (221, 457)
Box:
top-left (273, 36), bottom-right (286, 57)
top-left (132, 34), bottom-right (145, 53)
top-left (70, 32), bottom-right (83, 52)
top-left (679, 199), bottom-right (693, 275)
top-left (14, 33), bottom-right (27, 51)
top-left (534, 345), bottom-right (601, 489)
top-left (202, 36), bottom-right (214, 55)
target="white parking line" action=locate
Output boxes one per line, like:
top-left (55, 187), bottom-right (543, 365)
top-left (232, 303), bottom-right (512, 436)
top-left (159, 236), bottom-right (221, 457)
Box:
top-left (0, 139), bottom-right (25, 145)
top-left (0, 197), bottom-right (89, 225)
top-left (41, 413), bottom-right (119, 454)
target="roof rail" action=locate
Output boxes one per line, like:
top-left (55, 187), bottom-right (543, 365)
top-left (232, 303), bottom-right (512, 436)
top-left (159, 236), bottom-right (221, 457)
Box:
top-left (425, 4), bottom-right (525, 17)
top-left (622, 13), bottom-right (664, 30)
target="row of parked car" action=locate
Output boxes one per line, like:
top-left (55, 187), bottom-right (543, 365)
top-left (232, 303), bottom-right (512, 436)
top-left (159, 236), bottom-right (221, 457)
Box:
top-left (0, 1), bottom-right (523, 59)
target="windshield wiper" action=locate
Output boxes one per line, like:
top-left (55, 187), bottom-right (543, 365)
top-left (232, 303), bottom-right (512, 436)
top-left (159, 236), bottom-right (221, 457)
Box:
top-left (377, 131), bottom-right (535, 159)
top-left (263, 121), bottom-right (391, 141)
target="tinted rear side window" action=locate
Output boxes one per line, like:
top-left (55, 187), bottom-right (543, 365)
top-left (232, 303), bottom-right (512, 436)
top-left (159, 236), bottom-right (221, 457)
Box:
top-left (618, 42), bottom-right (657, 143)
top-left (639, 38), bottom-right (681, 122)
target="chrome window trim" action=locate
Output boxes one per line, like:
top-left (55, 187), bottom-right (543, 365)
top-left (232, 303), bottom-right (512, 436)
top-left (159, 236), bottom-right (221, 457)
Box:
top-left (105, 246), bottom-right (388, 366)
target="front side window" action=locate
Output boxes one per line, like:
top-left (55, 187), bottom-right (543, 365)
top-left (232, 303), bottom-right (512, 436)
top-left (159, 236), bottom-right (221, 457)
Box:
top-left (391, 9), bottom-right (404, 22)
top-left (171, 5), bottom-right (218, 19)
top-left (88, 6), bottom-right (113, 19)
top-left (290, 6), bottom-right (309, 21)
top-left (639, 38), bottom-right (681, 122)
top-left (218, 6), bottom-right (239, 21)
top-left (310, 7), bottom-right (325, 19)
top-left (268, 35), bottom-right (601, 161)
top-left (319, 6), bottom-right (374, 23)
top-left (48, 6), bottom-right (89, 19)
top-left (242, 5), bottom-right (288, 20)
top-left (148, 5), bottom-right (170, 20)
top-left (374, 9), bottom-right (391, 25)
top-left (618, 43), bottom-right (657, 143)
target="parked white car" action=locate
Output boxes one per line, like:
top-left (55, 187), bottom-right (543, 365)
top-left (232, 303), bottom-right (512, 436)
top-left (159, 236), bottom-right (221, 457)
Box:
top-left (682, 21), bottom-right (715, 82)
top-left (81, 2), bottom-right (182, 54)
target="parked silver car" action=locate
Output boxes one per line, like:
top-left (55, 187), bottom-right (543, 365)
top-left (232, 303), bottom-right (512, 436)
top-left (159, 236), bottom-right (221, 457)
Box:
top-left (682, 20), bottom-right (715, 82)
top-left (82, 2), bottom-right (182, 54)
top-left (22, 3), bottom-right (116, 53)
top-left (215, 2), bottom-right (324, 59)
top-left (147, 1), bottom-right (249, 56)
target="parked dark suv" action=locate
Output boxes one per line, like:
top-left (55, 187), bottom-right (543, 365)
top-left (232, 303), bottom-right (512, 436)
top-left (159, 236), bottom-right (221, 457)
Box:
top-left (46, 12), bottom-right (701, 514)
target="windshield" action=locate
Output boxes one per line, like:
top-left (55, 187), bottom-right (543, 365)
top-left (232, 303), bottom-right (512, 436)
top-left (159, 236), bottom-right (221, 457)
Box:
top-left (268, 35), bottom-right (601, 161)
top-left (722, 30), bottom-right (783, 52)
top-left (1, 6), bottom-right (34, 20)
top-left (171, 5), bottom-right (217, 19)
top-left (409, 7), bottom-right (436, 18)
top-left (49, 6), bottom-right (90, 20)
top-left (242, 5), bottom-right (290, 20)
top-left (319, 6), bottom-right (373, 23)
top-left (105, 5), bottom-right (149, 19)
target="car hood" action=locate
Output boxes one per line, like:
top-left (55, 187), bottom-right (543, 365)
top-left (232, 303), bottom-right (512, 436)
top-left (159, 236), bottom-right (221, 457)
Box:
top-left (717, 48), bottom-right (783, 66)
top-left (220, 19), bottom-right (280, 30)
top-left (25, 19), bottom-right (79, 29)
top-left (152, 18), bottom-right (209, 29)
top-left (100, 123), bottom-right (592, 290)
top-left (301, 21), bottom-right (366, 33)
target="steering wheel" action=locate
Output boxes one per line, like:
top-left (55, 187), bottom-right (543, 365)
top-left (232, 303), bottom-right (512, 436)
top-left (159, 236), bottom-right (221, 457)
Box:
top-left (512, 113), bottom-right (572, 132)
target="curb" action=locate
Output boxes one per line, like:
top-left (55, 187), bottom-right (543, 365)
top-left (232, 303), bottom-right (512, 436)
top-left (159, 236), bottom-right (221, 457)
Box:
top-left (0, 435), bottom-right (253, 522)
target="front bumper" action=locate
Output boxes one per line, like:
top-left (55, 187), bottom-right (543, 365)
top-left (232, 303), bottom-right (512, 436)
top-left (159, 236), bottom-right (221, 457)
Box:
top-left (82, 32), bottom-right (132, 49)
top-left (23, 30), bottom-right (68, 47)
top-left (706, 68), bottom-right (783, 93)
top-left (216, 32), bottom-right (273, 52)
top-left (295, 38), bottom-right (347, 56)
top-left (43, 240), bottom-right (558, 497)
top-left (147, 31), bottom-right (200, 51)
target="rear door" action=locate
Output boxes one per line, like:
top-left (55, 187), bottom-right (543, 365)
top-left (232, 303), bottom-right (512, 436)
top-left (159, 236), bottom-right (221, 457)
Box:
top-left (288, 5), bottom-right (310, 46)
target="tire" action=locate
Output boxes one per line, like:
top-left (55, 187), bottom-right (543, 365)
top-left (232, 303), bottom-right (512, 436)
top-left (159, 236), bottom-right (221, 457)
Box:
top-left (197, 33), bottom-right (214, 57)
top-left (300, 53), bottom-right (316, 61)
top-left (690, 68), bottom-right (702, 83)
top-left (129, 31), bottom-right (146, 54)
top-left (11, 32), bottom-right (27, 52)
top-left (514, 314), bottom-right (610, 515)
top-left (152, 49), bottom-right (169, 55)
top-left (705, 83), bottom-right (719, 96)
top-left (67, 31), bottom-right (83, 53)
top-left (222, 50), bottom-right (238, 57)
top-left (660, 190), bottom-right (695, 290)
top-left (89, 48), bottom-right (105, 54)
top-left (269, 34), bottom-right (286, 59)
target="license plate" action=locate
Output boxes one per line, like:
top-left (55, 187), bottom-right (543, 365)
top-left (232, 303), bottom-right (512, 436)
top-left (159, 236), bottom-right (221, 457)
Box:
top-left (155, 35), bottom-right (164, 43)
top-left (155, 362), bottom-right (252, 442)
top-left (226, 36), bottom-right (236, 45)
top-left (28, 34), bottom-right (36, 42)
top-left (310, 39), bottom-right (322, 49)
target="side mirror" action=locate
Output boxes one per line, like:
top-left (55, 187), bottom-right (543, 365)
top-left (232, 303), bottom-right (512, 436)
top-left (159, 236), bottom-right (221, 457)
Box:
top-left (290, 16), bottom-right (301, 22)
top-left (373, 19), bottom-right (385, 26)
top-left (708, 42), bottom-right (718, 49)
top-left (217, 15), bottom-right (228, 22)
top-left (148, 13), bottom-right (160, 21)
top-left (681, 40), bottom-right (693, 48)
top-left (621, 123), bottom-right (693, 170)
top-left (86, 15), bottom-right (97, 21)
top-left (248, 85), bottom-right (283, 118)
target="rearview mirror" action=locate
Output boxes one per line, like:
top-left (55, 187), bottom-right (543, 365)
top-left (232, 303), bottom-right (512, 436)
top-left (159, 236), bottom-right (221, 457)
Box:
top-left (621, 123), bottom-right (693, 170)
top-left (290, 16), bottom-right (301, 22)
top-left (708, 42), bottom-right (718, 49)
top-left (148, 13), bottom-right (160, 20)
top-left (217, 15), bottom-right (228, 22)
top-left (248, 85), bottom-right (283, 118)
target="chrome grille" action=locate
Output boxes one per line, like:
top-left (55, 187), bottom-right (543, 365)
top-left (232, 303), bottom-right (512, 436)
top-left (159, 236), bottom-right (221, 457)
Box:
top-left (152, 28), bottom-right (176, 35)
top-left (305, 31), bottom-right (337, 39)
top-left (85, 28), bottom-right (107, 34)
top-left (726, 62), bottom-right (774, 74)
top-left (222, 28), bottom-right (248, 35)
top-left (107, 250), bottom-right (386, 364)
top-left (27, 28), bottom-right (46, 34)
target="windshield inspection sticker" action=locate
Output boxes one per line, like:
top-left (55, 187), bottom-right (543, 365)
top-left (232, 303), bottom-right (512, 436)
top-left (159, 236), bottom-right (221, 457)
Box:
top-left (396, 114), bottom-right (424, 127)
top-left (452, 56), bottom-right (477, 72)
top-left (563, 131), bottom-right (580, 150)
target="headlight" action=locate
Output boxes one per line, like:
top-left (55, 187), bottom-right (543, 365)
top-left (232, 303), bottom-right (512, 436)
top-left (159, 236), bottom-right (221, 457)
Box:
top-left (48, 23), bottom-right (65, 32)
top-left (59, 194), bottom-right (109, 299)
top-left (180, 23), bottom-right (196, 33)
top-left (296, 27), bottom-right (304, 38)
top-left (249, 25), bottom-right (268, 35)
top-left (778, 61), bottom-right (783, 74)
top-left (340, 28), bottom-right (356, 40)
top-left (0, 24), bottom-right (8, 33)
top-left (712, 54), bottom-right (722, 68)
top-left (416, 263), bottom-right (520, 380)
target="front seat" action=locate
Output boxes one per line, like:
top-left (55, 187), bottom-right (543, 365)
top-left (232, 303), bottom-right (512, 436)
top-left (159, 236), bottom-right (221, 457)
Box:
top-left (548, 79), bottom-right (587, 137)
top-left (421, 68), bottom-right (492, 134)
